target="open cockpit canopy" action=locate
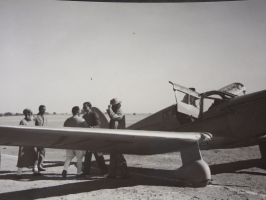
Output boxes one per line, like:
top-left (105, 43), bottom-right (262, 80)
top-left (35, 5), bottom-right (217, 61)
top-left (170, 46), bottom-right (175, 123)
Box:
top-left (201, 83), bottom-right (245, 112)
top-left (169, 81), bottom-right (245, 119)
top-left (218, 83), bottom-right (246, 95)
top-left (169, 81), bottom-right (200, 118)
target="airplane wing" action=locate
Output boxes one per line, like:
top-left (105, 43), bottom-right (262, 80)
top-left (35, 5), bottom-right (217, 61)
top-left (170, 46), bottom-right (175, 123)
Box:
top-left (0, 125), bottom-right (211, 155)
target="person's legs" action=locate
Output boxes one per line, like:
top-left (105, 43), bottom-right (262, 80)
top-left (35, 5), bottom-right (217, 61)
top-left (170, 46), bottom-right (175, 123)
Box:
top-left (33, 147), bottom-right (39, 173)
top-left (75, 150), bottom-right (85, 175)
top-left (107, 153), bottom-right (117, 178)
top-left (117, 154), bottom-right (130, 178)
top-left (62, 150), bottom-right (75, 178)
top-left (32, 160), bottom-right (41, 176)
top-left (63, 156), bottom-right (74, 170)
top-left (94, 152), bottom-right (108, 174)
top-left (83, 151), bottom-right (92, 175)
top-left (34, 160), bottom-right (38, 171)
top-left (17, 168), bottom-right (23, 175)
top-left (76, 158), bottom-right (83, 175)
top-left (16, 168), bottom-right (23, 179)
top-left (37, 148), bottom-right (45, 171)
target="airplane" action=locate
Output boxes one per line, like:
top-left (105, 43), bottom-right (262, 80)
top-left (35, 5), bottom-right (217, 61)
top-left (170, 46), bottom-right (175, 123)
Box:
top-left (0, 81), bottom-right (266, 187)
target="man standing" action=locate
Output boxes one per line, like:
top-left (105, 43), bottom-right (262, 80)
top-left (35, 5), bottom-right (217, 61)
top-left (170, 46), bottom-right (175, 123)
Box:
top-left (62, 106), bottom-right (88, 178)
top-left (82, 102), bottom-right (108, 175)
top-left (35, 105), bottom-right (47, 171)
top-left (106, 98), bottom-right (130, 179)
top-left (16, 109), bottom-right (39, 179)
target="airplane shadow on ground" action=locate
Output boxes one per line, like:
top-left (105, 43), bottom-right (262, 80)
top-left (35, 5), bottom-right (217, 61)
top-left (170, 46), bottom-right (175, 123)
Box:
top-left (0, 177), bottom-right (184, 200)
top-left (0, 161), bottom-right (106, 181)
top-left (42, 160), bottom-right (65, 168)
top-left (210, 158), bottom-right (266, 175)
top-left (42, 159), bottom-right (111, 168)
top-left (0, 170), bottom-right (13, 174)
top-left (0, 167), bottom-right (186, 200)
top-left (0, 159), bottom-right (265, 199)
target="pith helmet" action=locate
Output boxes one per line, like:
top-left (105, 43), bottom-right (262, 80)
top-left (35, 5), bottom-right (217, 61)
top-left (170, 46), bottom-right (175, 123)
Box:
top-left (110, 98), bottom-right (122, 105)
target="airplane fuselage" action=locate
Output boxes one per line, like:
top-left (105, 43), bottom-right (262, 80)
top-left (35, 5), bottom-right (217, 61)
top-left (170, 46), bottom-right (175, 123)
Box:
top-left (128, 90), bottom-right (266, 150)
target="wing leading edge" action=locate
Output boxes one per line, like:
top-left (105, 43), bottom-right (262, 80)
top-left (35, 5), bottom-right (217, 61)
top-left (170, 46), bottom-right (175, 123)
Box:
top-left (0, 125), bottom-right (211, 155)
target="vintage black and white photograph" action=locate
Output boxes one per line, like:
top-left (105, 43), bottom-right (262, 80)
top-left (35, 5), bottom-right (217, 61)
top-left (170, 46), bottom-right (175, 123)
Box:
top-left (0, 0), bottom-right (266, 199)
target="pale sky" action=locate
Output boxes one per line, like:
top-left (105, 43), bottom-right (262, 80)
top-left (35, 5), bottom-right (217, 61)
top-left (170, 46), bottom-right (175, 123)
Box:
top-left (0, 0), bottom-right (266, 114)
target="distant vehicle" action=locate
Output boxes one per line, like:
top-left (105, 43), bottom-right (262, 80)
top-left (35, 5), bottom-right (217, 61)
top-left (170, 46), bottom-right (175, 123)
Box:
top-left (0, 81), bottom-right (266, 187)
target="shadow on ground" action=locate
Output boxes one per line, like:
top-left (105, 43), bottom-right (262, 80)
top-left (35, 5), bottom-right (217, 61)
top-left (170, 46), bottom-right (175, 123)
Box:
top-left (210, 158), bottom-right (266, 175)
top-left (0, 158), bottom-right (265, 199)
top-left (0, 169), bottom-right (185, 200)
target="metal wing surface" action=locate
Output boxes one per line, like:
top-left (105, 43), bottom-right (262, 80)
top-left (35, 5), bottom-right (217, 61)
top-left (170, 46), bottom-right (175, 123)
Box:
top-left (0, 125), bottom-right (211, 155)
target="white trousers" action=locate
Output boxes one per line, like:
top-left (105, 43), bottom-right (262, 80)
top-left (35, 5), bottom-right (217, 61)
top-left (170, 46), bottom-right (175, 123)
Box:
top-left (63, 150), bottom-right (85, 175)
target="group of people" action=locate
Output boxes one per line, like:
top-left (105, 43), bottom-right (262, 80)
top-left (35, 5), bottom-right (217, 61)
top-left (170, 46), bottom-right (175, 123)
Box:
top-left (16, 98), bottom-right (130, 180)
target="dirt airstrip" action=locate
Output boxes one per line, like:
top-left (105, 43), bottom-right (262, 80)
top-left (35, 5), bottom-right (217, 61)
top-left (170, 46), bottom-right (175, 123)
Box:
top-left (0, 145), bottom-right (265, 200)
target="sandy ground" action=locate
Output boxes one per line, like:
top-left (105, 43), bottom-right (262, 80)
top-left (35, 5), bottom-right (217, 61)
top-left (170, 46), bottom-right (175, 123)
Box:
top-left (0, 145), bottom-right (266, 200)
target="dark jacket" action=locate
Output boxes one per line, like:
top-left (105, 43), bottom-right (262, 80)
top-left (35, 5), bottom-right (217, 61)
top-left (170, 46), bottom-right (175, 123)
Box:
top-left (82, 111), bottom-right (101, 128)
top-left (17, 119), bottom-right (37, 168)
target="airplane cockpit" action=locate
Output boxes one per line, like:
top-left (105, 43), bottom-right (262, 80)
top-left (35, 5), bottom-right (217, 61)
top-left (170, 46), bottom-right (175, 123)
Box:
top-left (169, 82), bottom-right (245, 125)
top-left (128, 82), bottom-right (245, 131)
top-left (169, 82), bottom-right (201, 124)
top-left (204, 90), bottom-right (235, 108)
top-left (199, 90), bottom-right (236, 119)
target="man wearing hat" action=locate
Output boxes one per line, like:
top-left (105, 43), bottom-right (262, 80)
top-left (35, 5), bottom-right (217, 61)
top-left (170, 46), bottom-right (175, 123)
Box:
top-left (106, 98), bottom-right (130, 179)
top-left (82, 102), bottom-right (108, 175)
top-left (35, 105), bottom-right (47, 171)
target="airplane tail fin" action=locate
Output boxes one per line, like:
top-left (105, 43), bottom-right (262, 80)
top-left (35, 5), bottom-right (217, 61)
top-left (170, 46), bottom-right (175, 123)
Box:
top-left (91, 107), bottom-right (109, 129)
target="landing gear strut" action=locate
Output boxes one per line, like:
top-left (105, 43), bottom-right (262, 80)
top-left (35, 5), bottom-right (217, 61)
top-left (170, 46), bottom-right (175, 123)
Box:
top-left (175, 142), bottom-right (211, 187)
